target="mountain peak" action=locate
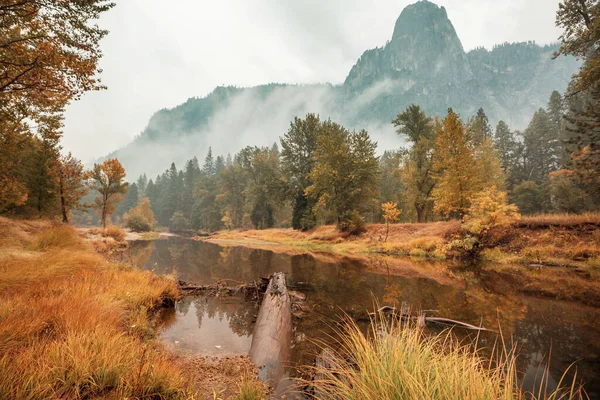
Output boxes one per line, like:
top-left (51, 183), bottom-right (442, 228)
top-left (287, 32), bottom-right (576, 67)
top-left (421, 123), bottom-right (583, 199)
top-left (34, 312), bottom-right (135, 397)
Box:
top-left (392, 1), bottom-right (451, 42)
top-left (345, 1), bottom-right (471, 88)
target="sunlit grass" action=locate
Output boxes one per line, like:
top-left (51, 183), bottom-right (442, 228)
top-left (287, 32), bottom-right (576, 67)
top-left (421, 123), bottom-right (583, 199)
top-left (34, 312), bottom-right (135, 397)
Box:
top-left (0, 223), bottom-right (190, 399)
top-left (309, 313), bottom-right (587, 400)
top-left (235, 371), bottom-right (267, 400)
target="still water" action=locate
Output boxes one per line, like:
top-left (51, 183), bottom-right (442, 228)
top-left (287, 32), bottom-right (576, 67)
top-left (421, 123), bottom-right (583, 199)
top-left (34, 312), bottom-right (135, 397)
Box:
top-left (130, 237), bottom-right (600, 397)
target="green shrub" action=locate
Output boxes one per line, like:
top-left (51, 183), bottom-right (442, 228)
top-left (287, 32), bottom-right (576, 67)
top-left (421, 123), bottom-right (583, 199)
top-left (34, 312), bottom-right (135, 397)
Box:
top-left (125, 214), bottom-right (152, 232)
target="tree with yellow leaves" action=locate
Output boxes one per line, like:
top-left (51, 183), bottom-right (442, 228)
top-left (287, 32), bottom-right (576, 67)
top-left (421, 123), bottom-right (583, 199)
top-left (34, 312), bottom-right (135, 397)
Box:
top-left (88, 159), bottom-right (128, 228)
top-left (431, 109), bottom-right (478, 218)
top-left (381, 202), bottom-right (402, 242)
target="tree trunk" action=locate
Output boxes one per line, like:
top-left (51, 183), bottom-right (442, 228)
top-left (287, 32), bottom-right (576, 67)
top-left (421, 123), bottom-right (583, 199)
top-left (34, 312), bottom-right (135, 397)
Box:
top-left (249, 272), bottom-right (292, 388)
top-left (59, 173), bottom-right (69, 224)
top-left (416, 206), bottom-right (424, 223)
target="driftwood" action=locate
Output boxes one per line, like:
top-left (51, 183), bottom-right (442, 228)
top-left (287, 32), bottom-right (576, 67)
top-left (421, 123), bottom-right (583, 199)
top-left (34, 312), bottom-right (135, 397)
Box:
top-left (178, 278), bottom-right (268, 300)
top-left (249, 272), bottom-right (293, 388)
top-left (375, 305), bottom-right (493, 332)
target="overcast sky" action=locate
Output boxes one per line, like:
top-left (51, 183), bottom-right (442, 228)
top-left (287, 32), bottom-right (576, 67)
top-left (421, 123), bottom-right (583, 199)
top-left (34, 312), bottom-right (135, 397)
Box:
top-left (62, 0), bottom-right (563, 162)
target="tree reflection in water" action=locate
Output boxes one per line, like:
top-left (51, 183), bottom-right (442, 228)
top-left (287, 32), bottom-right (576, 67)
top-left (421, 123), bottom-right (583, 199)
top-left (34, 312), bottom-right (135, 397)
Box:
top-left (131, 237), bottom-right (600, 397)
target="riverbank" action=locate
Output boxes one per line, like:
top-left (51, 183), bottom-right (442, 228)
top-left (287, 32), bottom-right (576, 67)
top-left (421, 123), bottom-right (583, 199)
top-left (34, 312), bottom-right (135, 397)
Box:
top-left (205, 214), bottom-right (600, 306)
top-left (0, 217), bottom-right (265, 399)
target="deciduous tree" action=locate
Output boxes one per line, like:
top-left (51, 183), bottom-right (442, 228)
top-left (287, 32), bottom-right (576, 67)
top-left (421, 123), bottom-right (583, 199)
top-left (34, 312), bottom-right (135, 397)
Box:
top-left (432, 109), bottom-right (478, 218)
top-left (88, 159), bottom-right (128, 228)
top-left (306, 122), bottom-right (379, 232)
top-left (57, 153), bottom-right (87, 223)
top-left (393, 105), bottom-right (436, 222)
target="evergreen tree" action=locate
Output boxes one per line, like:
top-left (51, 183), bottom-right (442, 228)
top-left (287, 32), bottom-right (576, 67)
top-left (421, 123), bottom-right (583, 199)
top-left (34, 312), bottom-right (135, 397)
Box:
top-left (145, 179), bottom-right (158, 214)
top-left (379, 151), bottom-right (404, 221)
top-left (469, 108), bottom-right (493, 146)
top-left (218, 164), bottom-right (247, 227)
top-left (136, 174), bottom-right (148, 196)
top-left (183, 158), bottom-right (201, 219)
top-left (117, 182), bottom-right (138, 217)
top-left (547, 91), bottom-right (569, 167)
top-left (523, 109), bottom-right (559, 184)
top-left (215, 155), bottom-right (225, 176)
top-left (202, 147), bottom-right (216, 176)
top-left (493, 121), bottom-right (516, 171)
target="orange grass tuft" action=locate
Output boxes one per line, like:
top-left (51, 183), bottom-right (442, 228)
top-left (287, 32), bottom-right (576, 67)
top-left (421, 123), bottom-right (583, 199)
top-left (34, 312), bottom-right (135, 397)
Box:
top-left (0, 223), bottom-right (189, 399)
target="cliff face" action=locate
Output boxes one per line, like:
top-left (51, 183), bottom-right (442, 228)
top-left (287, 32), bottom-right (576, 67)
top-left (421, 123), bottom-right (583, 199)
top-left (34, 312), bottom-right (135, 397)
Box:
top-left (345, 1), bottom-right (471, 88)
top-left (106, 1), bottom-right (580, 179)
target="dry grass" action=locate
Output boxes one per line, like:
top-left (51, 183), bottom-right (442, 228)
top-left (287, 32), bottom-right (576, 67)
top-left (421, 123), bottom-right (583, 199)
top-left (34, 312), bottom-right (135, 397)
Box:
top-left (210, 222), bottom-right (460, 259)
top-left (0, 220), bottom-right (191, 399)
top-left (103, 225), bottom-right (126, 242)
top-left (516, 212), bottom-right (600, 228)
top-left (309, 314), bottom-right (587, 400)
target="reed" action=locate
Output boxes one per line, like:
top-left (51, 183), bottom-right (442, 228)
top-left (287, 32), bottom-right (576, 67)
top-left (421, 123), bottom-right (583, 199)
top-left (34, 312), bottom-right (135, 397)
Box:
top-left (309, 313), bottom-right (587, 400)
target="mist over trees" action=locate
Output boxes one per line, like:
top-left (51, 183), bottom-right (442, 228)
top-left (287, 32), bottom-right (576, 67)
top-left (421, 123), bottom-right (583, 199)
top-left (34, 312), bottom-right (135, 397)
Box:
top-left (121, 79), bottom-right (599, 234)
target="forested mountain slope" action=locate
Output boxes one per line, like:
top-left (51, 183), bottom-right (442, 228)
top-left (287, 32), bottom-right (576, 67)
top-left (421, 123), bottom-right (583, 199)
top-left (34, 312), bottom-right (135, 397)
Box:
top-left (106, 1), bottom-right (579, 178)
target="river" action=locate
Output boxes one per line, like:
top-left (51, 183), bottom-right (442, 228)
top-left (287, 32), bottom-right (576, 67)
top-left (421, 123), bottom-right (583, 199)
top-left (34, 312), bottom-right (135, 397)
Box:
top-left (129, 237), bottom-right (600, 398)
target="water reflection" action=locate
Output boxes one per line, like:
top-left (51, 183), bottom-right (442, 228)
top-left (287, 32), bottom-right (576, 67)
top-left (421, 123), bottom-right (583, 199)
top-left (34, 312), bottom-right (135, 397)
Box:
top-left (130, 237), bottom-right (600, 398)
top-left (158, 296), bottom-right (258, 356)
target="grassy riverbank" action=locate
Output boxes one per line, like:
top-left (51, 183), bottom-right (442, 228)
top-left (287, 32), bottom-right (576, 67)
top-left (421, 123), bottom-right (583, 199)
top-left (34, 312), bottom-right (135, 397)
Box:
top-left (0, 217), bottom-right (265, 399)
top-left (206, 213), bottom-right (600, 306)
top-left (208, 213), bottom-right (600, 268)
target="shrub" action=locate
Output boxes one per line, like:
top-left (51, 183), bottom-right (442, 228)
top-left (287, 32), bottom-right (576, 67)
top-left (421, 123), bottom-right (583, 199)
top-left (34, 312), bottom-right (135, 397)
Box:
top-left (338, 211), bottom-right (365, 235)
top-left (169, 211), bottom-right (188, 232)
top-left (512, 180), bottom-right (545, 215)
top-left (125, 213), bottom-right (152, 232)
top-left (450, 187), bottom-right (520, 258)
top-left (125, 198), bottom-right (156, 232)
top-left (103, 226), bottom-right (125, 241)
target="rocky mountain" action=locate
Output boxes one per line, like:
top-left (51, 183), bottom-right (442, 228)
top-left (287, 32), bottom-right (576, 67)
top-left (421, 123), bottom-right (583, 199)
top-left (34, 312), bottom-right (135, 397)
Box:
top-left (107, 0), bottom-right (580, 179)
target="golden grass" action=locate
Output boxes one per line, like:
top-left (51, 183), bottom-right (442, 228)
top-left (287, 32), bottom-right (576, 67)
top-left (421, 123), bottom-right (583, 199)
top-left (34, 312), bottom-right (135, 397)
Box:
top-left (103, 225), bottom-right (126, 242)
top-left (517, 212), bottom-right (600, 228)
top-left (0, 222), bottom-right (190, 399)
top-left (235, 372), bottom-right (267, 400)
top-left (309, 314), bottom-right (587, 400)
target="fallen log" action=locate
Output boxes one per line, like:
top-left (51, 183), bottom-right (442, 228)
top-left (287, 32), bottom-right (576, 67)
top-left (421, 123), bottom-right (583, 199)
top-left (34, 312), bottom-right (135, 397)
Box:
top-left (249, 272), bottom-right (293, 388)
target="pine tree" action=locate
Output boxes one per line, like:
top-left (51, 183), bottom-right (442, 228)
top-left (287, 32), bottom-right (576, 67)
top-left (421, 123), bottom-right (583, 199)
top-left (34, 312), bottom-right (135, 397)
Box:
top-left (183, 158), bottom-right (201, 218)
top-left (215, 155), bottom-right (225, 176)
top-left (432, 109), bottom-right (478, 218)
top-left (494, 121), bottom-right (516, 170)
top-left (118, 182), bottom-right (138, 217)
top-left (523, 109), bottom-right (559, 184)
top-left (202, 148), bottom-right (216, 177)
top-left (136, 174), bottom-right (148, 196)
top-left (547, 91), bottom-right (569, 167)
top-left (469, 108), bottom-right (493, 146)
